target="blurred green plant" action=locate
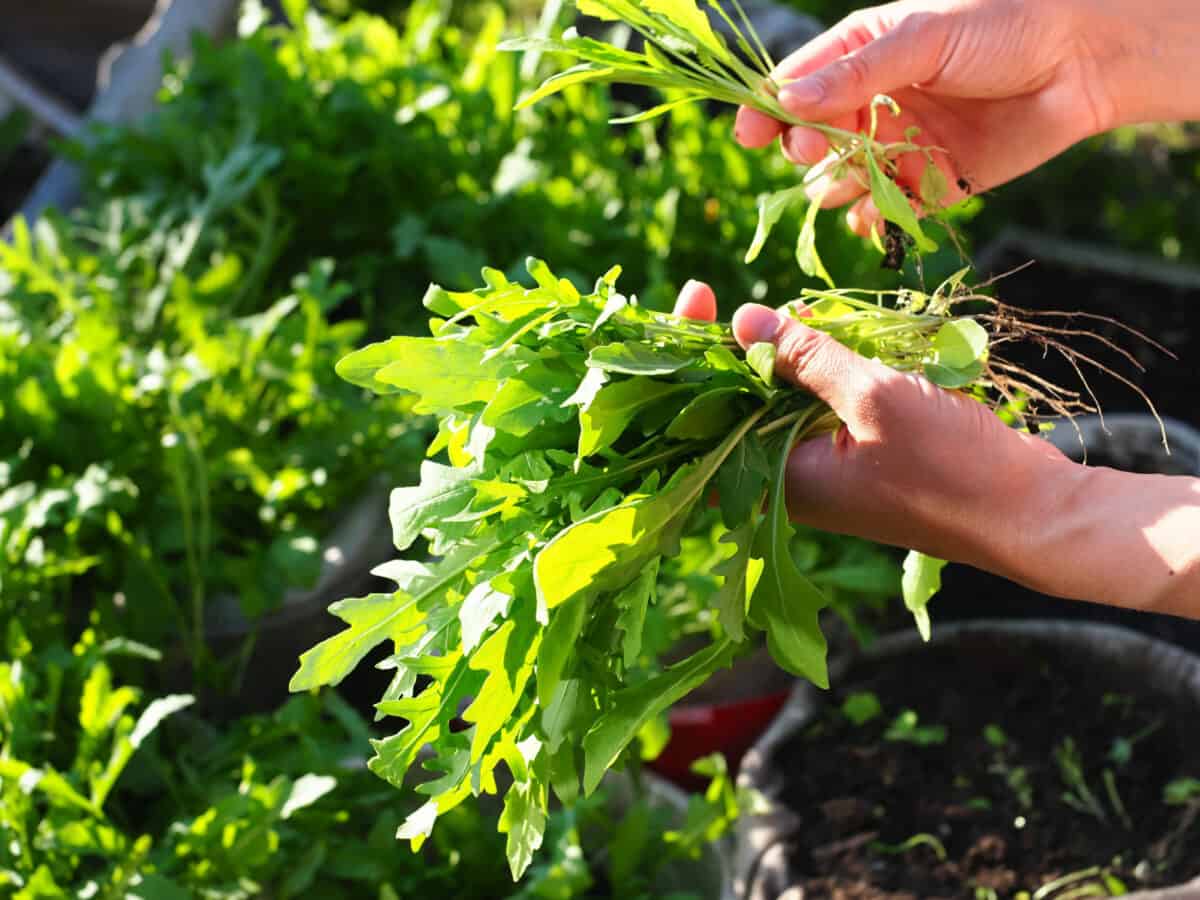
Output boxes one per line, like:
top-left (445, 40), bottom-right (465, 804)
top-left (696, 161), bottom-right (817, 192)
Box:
top-left (0, 213), bottom-right (422, 677)
top-left (0, 626), bottom-right (738, 898)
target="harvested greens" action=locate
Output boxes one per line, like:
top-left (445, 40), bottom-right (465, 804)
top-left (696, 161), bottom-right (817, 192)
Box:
top-left (291, 259), bottom-right (1004, 877)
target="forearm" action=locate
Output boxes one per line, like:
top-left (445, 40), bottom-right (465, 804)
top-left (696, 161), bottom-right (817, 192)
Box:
top-left (1083, 0), bottom-right (1200, 127)
top-left (1010, 462), bottom-right (1200, 617)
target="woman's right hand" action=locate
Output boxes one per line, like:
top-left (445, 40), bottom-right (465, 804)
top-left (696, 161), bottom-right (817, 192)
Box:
top-left (736, 0), bottom-right (1200, 237)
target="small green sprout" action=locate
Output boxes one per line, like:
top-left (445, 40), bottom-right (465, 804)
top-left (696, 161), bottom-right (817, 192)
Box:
top-left (869, 832), bottom-right (948, 861)
top-left (1107, 720), bottom-right (1161, 768)
top-left (1055, 738), bottom-right (1110, 825)
top-left (841, 691), bottom-right (883, 726)
top-left (1032, 866), bottom-right (1128, 900)
top-left (983, 724), bottom-right (1008, 748)
top-left (1164, 777), bottom-right (1200, 806)
top-left (884, 710), bottom-right (947, 746)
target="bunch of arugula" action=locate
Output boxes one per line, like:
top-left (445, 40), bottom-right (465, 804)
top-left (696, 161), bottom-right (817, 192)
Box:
top-left (502, 0), bottom-right (957, 281)
top-left (290, 258), bottom-right (995, 877)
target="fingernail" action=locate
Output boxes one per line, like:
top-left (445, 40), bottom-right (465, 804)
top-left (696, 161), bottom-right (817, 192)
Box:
top-left (779, 77), bottom-right (824, 112)
top-left (733, 304), bottom-right (781, 347)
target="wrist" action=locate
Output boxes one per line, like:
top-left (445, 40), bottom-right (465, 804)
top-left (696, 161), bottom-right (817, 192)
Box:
top-left (1074, 0), bottom-right (1200, 129)
top-left (969, 448), bottom-right (1087, 593)
top-left (1006, 460), bottom-right (1200, 616)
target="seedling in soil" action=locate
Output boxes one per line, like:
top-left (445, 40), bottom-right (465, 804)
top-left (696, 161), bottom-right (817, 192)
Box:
top-left (868, 832), bottom-right (948, 861)
top-left (883, 709), bottom-right (946, 746)
top-left (1107, 719), bottom-right (1162, 768)
top-left (1031, 866), bottom-right (1128, 900)
top-left (984, 724), bottom-right (1036, 811)
top-left (1163, 778), bottom-right (1200, 806)
top-left (1055, 737), bottom-right (1114, 825)
top-left (983, 724), bottom-right (1008, 748)
top-left (1102, 768), bottom-right (1134, 830)
top-left (841, 691), bottom-right (883, 726)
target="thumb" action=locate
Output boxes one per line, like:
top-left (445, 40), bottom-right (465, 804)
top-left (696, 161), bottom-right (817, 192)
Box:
top-left (777, 22), bottom-right (941, 121)
top-left (732, 304), bottom-right (883, 423)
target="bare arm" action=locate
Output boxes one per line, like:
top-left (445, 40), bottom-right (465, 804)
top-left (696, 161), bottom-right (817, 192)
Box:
top-left (674, 282), bottom-right (1200, 620)
top-left (1012, 464), bottom-right (1200, 617)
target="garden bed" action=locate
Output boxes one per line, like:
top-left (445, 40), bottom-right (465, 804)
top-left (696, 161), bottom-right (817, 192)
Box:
top-left (738, 623), bottom-right (1200, 899)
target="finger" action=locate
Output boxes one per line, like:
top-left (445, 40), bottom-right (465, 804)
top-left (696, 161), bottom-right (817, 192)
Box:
top-left (783, 431), bottom-right (852, 523)
top-left (735, 106), bottom-right (784, 148)
top-left (778, 21), bottom-right (944, 123)
top-left (846, 195), bottom-right (882, 238)
top-left (780, 126), bottom-right (828, 166)
top-left (804, 170), bottom-right (869, 209)
top-left (673, 279), bottom-right (717, 322)
top-left (731, 303), bottom-right (883, 421)
top-left (771, 10), bottom-right (877, 82)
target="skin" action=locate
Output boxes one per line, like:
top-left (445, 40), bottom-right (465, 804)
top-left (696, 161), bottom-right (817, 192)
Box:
top-left (674, 282), bottom-right (1200, 618)
top-left (687, 0), bottom-right (1200, 615)
top-left (733, 0), bottom-right (1200, 236)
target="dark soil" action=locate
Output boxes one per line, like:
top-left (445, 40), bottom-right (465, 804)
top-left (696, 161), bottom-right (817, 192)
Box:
top-left (769, 640), bottom-right (1200, 898)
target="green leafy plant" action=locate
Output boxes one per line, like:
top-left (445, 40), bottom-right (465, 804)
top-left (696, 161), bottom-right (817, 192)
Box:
top-left (0, 627), bottom-right (193, 897)
top-left (1163, 777), bottom-right (1200, 806)
top-left (0, 215), bottom-right (423, 673)
top-left (287, 257), bottom-right (1071, 878)
top-left (883, 709), bottom-right (947, 747)
top-left (503, 0), bottom-right (957, 277)
top-left (841, 691), bottom-right (883, 726)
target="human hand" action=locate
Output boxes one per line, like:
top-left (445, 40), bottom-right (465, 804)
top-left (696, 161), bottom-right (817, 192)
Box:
top-left (674, 281), bottom-right (1200, 616)
top-left (735, 0), bottom-right (1199, 237)
top-left (674, 280), bottom-right (1067, 572)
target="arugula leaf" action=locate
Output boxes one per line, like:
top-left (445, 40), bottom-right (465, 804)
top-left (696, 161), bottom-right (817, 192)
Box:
top-left (932, 319), bottom-right (989, 369)
top-left (586, 343), bottom-right (694, 376)
top-left (577, 378), bottom-right (692, 457)
top-left (901, 551), bottom-right (947, 642)
top-left (389, 461), bottom-right (479, 551)
top-left (536, 411), bottom-right (763, 612)
top-left (797, 186), bottom-right (835, 288)
top-left (616, 559), bottom-right (659, 666)
top-left (711, 521), bottom-right (760, 642)
top-left (748, 420), bottom-right (830, 687)
top-left (746, 186), bottom-right (806, 264)
top-left (581, 639), bottom-right (736, 794)
top-left (746, 342), bottom-right (777, 388)
top-left (865, 151), bottom-right (937, 254)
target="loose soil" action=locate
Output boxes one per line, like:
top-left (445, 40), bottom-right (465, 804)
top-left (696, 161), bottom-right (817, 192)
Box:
top-left (768, 639), bottom-right (1200, 898)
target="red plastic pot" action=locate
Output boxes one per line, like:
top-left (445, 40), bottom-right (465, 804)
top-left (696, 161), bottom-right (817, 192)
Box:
top-left (651, 688), bottom-right (791, 790)
top-left (650, 645), bottom-right (794, 790)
